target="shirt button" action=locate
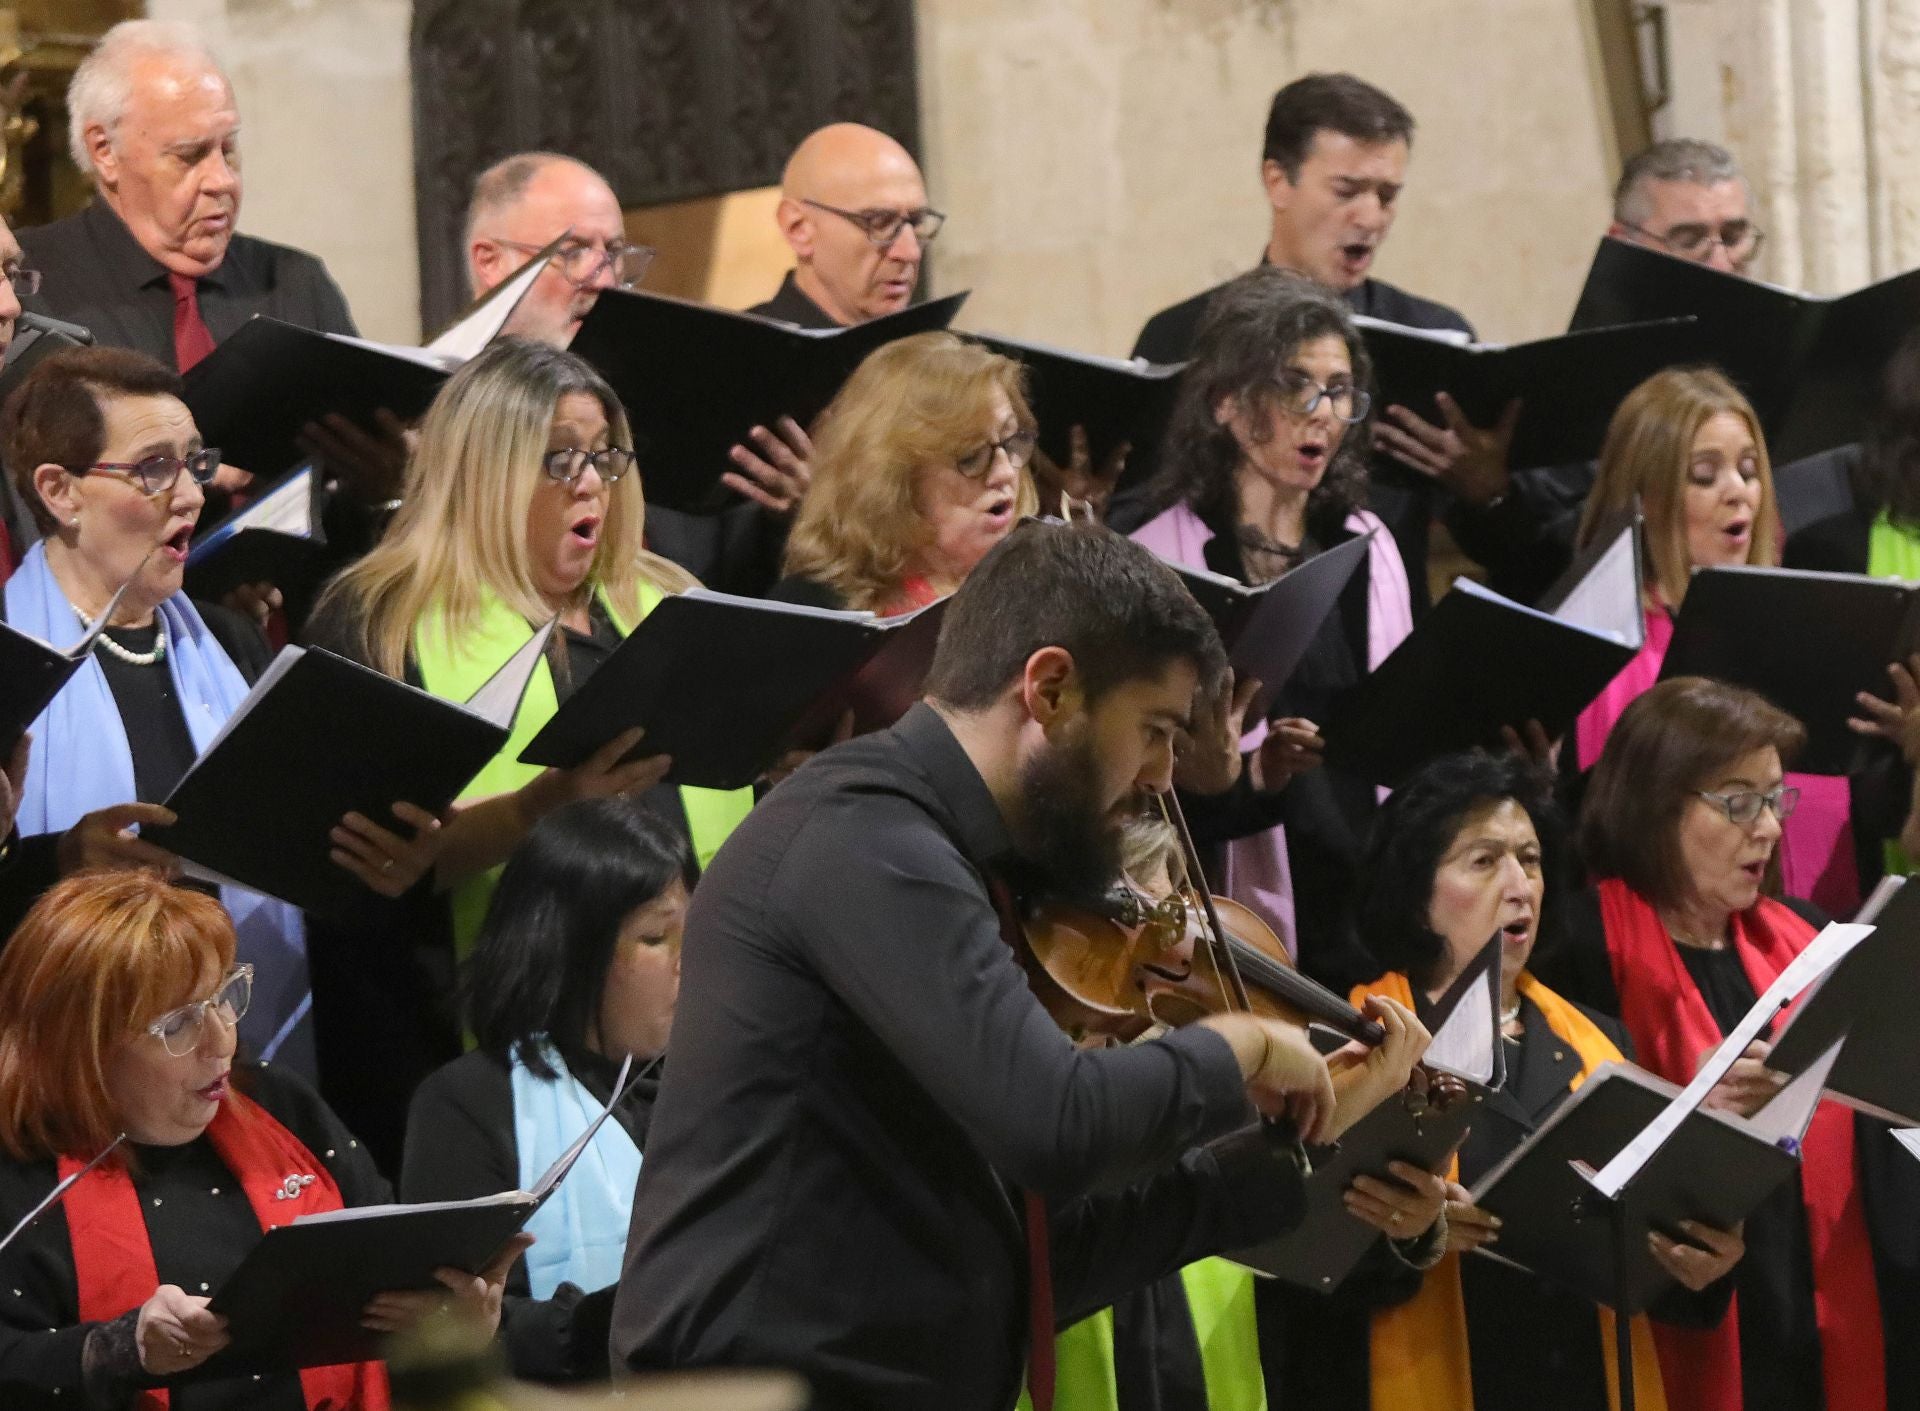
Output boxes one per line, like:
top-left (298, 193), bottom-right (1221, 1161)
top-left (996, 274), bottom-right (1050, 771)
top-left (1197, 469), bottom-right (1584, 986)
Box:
top-left (199, 1283), bottom-right (210, 1293)
top-left (1554, 1050), bottom-right (1566, 1061)
top-left (151, 1198), bottom-right (162, 1207)
top-left (210, 1187), bottom-right (221, 1196)
top-left (324, 1150), bottom-right (335, 1159)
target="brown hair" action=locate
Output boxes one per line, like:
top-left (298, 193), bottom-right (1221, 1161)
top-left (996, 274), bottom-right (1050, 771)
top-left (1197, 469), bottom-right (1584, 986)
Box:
top-left (782, 331), bottom-right (1040, 611)
top-left (0, 870), bottom-right (235, 1161)
top-left (1579, 677), bottom-right (1805, 909)
top-left (1575, 367), bottom-right (1778, 608)
top-left (0, 345), bottom-right (185, 536)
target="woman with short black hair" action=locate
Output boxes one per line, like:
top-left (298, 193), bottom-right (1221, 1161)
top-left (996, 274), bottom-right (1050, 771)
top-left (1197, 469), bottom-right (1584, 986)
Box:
top-left (400, 797), bottom-right (689, 1383)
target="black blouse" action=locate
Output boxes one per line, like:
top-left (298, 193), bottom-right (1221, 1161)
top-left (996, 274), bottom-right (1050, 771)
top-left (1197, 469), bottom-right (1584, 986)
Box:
top-left (399, 1047), bottom-right (656, 1382)
top-left (0, 1062), bottom-right (387, 1411)
top-left (1676, 946), bottom-right (1824, 1411)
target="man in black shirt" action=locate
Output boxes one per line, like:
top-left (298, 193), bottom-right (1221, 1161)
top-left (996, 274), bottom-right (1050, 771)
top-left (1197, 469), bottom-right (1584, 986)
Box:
top-left (1128, 74), bottom-right (1489, 598)
top-left (20, 21), bottom-right (355, 371)
top-left (749, 122), bottom-right (941, 330)
top-left (610, 522), bottom-right (1426, 1410)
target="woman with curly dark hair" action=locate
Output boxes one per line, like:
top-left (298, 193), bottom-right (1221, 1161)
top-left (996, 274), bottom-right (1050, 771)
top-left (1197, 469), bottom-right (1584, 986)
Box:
top-left (1131, 265), bottom-right (1415, 989)
top-left (1264, 750), bottom-right (1742, 1411)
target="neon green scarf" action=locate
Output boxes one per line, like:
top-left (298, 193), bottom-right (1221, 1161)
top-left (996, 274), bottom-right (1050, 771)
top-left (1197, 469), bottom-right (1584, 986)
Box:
top-left (1017, 1258), bottom-right (1265, 1411)
top-left (414, 582), bottom-right (753, 954)
top-left (1868, 511), bottom-right (1920, 878)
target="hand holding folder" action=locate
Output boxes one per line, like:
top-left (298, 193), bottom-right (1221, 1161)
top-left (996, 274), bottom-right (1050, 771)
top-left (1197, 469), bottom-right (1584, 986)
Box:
top-left (204, 1057), bottom-right (642, 1372)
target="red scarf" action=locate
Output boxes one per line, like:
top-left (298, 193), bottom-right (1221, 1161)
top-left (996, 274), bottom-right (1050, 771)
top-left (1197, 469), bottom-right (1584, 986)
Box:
top-left (1596, 878), bottom-right (1885, 1411)
top-left (59, 1091), bottom-right (390, 1411)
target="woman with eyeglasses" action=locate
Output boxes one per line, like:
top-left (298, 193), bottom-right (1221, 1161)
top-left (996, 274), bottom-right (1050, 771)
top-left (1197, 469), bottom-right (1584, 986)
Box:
top-left (401, 798), bottom-right (687, 1383)
top-left (1570, 367), bottom-right (1864, 919)
top-left (303, 338), bottom-right (751, 1167)
top-left (1548, 676), bottom-right (1904, 1411)
top-left (1128, 265), bottom-right (1414, 994)
top-left (0, 869), bottom-right (521, 1409)
top-left (0, 346), bottom-right (437, 1076)
top-left (772, 331), bottom-right (1040, 615)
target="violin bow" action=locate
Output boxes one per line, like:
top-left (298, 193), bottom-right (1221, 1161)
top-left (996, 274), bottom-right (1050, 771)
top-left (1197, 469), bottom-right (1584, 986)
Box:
top-left (1155, 791), bottom-right (1256, 1014)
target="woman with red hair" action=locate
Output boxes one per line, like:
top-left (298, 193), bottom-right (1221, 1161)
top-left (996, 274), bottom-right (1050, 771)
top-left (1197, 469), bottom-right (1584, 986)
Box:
top-left (0, 871), bottom-right (520, 1409)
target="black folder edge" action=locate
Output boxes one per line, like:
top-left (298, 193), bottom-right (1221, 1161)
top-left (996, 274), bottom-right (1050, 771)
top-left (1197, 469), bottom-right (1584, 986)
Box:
top-left (1467, 1064), bottom-right (1801, 1314)
top-left (1229, 936), bottom-right (1505, 1291)
top-left (514, 591), bottom-right (942, 784)
top-left (1767, 875), bottom-right (1920, 1124)
top-left (183, 466), bottom-right (327, 602)
top-left (966, 329), bottom-right (1186, 466)
top-left (1657, 564), bottom-right (1919, 776)
top-left (202, 1054), bottom-right (640, 1373)
top-left (157, 627), bottom-right (554, 909)
top-left (0, 573), bottom-right (141, 751)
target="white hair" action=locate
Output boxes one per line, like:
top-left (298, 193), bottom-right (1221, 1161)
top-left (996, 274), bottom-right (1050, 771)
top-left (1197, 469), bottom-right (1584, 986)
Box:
top-left (67, 20), bottom-right (229, 176)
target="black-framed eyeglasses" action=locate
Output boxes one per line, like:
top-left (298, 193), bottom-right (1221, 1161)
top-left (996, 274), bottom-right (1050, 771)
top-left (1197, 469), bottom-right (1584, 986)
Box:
top-left (1269, 370), bottom-right (1370, 424)
top-left (68, 448), bottom-right (222, 495)
top-left (147, 965), bottom-right (253, 1058)
top-left (800, 198), bottom-right (946, 248)
top-left (1694, 785), bottom-right (1799, 825)
top-left (956, 428), bottom-right (1038, 479)
top-left (2, 264), bottom-right (39, 297)
top-left (1618, 218), bottom-right (1764, 266)
top-left (490, 237), bottom-right (656, 291)
top-left (544, 446), bottom-right (637, 485)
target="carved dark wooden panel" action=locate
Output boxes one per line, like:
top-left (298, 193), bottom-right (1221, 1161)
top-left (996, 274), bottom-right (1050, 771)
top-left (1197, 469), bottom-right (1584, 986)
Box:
top-left (411, 0), bottom-right (921, 332)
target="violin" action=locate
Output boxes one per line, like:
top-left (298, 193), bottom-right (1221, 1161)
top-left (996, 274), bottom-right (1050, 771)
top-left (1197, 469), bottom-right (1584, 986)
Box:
top-left (1010, 792), bottom-right (1470, 1121)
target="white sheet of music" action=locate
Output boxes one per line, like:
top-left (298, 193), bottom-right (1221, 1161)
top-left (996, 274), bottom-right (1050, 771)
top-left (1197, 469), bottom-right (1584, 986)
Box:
top-left (1586, 920), bottom-right (1870, 1198)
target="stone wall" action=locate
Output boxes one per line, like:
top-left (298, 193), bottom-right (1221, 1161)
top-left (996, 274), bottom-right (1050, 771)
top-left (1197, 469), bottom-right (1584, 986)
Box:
top-left (917, 0), bottom-right (1622, 353)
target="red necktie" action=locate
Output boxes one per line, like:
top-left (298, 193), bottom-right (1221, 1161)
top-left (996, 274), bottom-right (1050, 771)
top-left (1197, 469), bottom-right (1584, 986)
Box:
top-left (985, 877), bottom-right (1056, 1411)
top-left (168, 272), bottom-right (217, 372)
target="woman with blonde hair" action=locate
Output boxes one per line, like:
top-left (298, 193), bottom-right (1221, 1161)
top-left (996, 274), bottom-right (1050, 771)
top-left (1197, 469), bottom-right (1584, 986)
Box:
top-left (773, 331), bottom-right (1040, 615)
top-left (1569, 367), bottom-right (1856, 912)
top-left (303, 337), bottom-right (753, 1166)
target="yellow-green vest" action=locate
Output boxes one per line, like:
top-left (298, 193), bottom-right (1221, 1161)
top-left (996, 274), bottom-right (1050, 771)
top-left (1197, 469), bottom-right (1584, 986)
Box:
top-left (413, 581), bottom-right (753, 954)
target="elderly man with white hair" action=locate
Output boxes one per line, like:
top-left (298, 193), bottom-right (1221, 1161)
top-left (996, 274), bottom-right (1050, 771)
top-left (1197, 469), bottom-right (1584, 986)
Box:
top-left (20, 19), bottom-right (356, 369)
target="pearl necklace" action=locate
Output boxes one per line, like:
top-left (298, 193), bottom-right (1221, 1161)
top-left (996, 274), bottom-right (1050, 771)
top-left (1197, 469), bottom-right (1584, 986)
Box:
top-left (72, 600), bottom-right (165, 667)
top-left (1500, 1001), bottom-right (1523, 1028)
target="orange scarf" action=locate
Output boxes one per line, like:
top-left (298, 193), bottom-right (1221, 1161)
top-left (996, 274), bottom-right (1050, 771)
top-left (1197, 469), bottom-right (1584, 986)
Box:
top-left (1597, 879), bottom-right (1885, 1411)
top-left (60, 1091), bottom-right (390, 1410)
top-left (1353, 970), bottom-right (1667, 1411)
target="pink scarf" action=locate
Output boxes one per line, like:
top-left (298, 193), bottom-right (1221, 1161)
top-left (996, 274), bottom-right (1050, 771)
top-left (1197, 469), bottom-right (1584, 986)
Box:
top-left (1574, 605), bottom-right (1859, 916)
top-left (1130, 501), bottom-right (1413, 955)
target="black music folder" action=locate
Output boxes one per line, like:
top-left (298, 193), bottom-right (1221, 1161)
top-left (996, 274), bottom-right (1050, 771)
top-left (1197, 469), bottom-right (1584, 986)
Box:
top-left (0, 577), bottom-right (137, 751)
top-left (1165, 534), bottom-right (1372, 720)
top-left (181, 237), bottom-right (557, 482)
top-left (1232, 939), bottom-right (1506, 1291)
top-left (183, 466), bottom-right (327, 605)
top-left (204, 1056), bottom-right (635, 1373)
top-left (1321, 513), bottom-right (1644, 786)
top-left (151, 624), bottom-right (554, 913)
top-left (1569, 237), bottom-right (1920, 462)
top-left (1355, 314), bottom-right (1710, 471)
top-left (518, 589), bottom-right (947, 789)
top-left (0, 311), bottom-right (92, 405)
top-left (967, 332), bottom-right (1185, 475)
top-left (1468, 1064), bottom-right (1803, 1313)
top-left (568, 288), bottom-right (969, 512)
top-left (1768, 876), bottom-right (1920, 1124)
top-left (1658, 564), bottom-right (1920, 775)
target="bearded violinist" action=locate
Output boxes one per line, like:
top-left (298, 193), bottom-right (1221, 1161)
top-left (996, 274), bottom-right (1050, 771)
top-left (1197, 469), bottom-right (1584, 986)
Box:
top-left (610, 521), bottom-right (1428, 1411)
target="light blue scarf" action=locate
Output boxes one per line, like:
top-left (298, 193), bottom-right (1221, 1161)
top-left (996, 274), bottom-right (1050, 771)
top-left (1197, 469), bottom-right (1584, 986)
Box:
top-left (509, 1041), bottom-right (642, 1300)
top-left (4, 542), bottom-right (312, 1072)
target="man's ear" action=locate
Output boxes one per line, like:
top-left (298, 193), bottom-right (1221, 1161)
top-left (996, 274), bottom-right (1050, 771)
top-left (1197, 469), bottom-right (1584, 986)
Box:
top-left (467, 239), bottom-right (506, 297)
top-left (1020, 645), bottom-right (1079, 729)
top-left (1212, 392), bottom-right (1240, 430)
top-left (776, 197), bottom-right (815, 261)
top-left (85, 124), bottom-right (119, 192)
top-left (1260, 158), bottom-right (1294, 212)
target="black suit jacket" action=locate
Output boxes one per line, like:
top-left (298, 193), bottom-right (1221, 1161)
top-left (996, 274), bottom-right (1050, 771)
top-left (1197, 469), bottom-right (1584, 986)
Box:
top-left (19, 199), bottom-right (356, 367)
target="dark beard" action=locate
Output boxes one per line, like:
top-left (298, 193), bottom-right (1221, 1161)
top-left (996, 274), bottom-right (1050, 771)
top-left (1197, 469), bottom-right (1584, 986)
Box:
top-left (1009, 728), bottom-right (1125, 897)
